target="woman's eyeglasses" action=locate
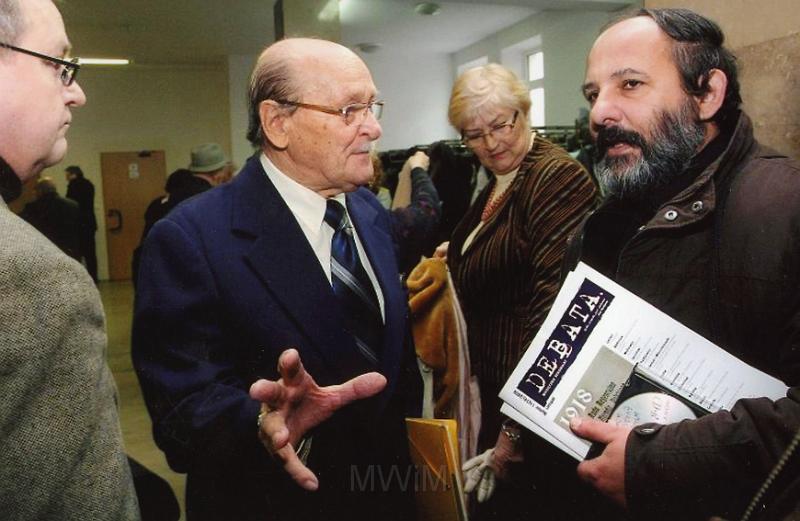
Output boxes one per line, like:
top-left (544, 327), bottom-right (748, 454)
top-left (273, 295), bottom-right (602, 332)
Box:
top-left (462, 111), bottom-right (519, 146)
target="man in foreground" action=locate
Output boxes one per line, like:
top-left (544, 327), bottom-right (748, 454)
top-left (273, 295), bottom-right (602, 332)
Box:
top-left (0, 0), bottom-right (138, 518)
top-left (569, 8), bottom-right (800, 521)
top-left (134, 38), bottom-right (421, 521)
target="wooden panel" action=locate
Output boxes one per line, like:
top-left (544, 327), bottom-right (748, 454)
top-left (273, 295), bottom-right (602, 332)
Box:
top-left (101, 151), bottom-right (166, 281)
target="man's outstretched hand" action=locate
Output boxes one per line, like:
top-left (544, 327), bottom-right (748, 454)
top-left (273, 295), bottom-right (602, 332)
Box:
top-left (249, 349), bottom-right (387, 491)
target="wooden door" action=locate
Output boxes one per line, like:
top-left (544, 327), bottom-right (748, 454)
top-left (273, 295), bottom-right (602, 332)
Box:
top-left (101, 151), bottom-right (166, 280)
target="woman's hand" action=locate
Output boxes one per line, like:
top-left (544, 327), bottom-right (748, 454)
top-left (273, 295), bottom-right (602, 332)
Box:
top-left (433, 241), bottom-right (449, 260)
top-left (489, 424), bottom-right (524, 480)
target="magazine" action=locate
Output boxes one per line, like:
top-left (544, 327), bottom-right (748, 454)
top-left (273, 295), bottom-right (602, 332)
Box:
top-left (499, 262), bottom-right (789, 460)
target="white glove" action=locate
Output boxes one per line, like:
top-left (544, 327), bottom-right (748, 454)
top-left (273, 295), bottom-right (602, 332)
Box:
top-left (462, 448), bottom-right (497, 503)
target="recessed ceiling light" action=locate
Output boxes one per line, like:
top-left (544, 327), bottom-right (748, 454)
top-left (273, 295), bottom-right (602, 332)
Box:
top-left (78, 58), bottom-right (130, 66)
top-left (414, 2), bottom-right (441, 16)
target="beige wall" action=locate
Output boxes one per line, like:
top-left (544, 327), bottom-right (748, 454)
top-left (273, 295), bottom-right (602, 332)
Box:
top-left (43, 64), bottom-right (232, 281)
top-left (453, 9), bottom-right (614, 126)
top-left (645, 0), bottom-right (800, 159)
top-left (645, 0), bottom-right (799, 48)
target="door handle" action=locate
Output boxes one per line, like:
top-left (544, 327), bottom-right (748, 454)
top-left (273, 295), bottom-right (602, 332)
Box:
top-left (107, 209), bottom-right (123, 232)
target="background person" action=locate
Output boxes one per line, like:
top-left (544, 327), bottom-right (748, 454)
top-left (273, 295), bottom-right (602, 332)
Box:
top-left (383, 150), bottom-right (441, 274)
top-left (65, 164), bottom-right (98, 281)
top-left (438, 63), bottom-right (598, 519)
top-left (186, 142), bottom-right (230, 187)
top-left (21, 176), bottom-right (81, 260)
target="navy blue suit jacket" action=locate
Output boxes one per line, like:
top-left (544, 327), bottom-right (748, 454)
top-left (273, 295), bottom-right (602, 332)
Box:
top-left (133, 156), bottom-right (421, 520)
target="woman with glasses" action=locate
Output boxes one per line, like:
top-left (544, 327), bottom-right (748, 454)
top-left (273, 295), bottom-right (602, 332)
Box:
top-left (437, 63), bottom-right (597, 519)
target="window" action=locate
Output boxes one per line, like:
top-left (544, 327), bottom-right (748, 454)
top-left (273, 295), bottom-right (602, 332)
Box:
top-left (525, 50), bottom-right (545, 126)
top-left (529, 87), bottom-right (545, 127)
top-left (527, 51), bottom-right (543, 82)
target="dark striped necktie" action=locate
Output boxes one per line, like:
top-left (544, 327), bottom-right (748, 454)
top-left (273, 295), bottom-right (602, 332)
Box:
top-left (324, 199), bottom-right (383, 365)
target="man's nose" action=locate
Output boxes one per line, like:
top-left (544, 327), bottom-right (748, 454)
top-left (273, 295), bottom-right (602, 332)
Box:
top-left (589, 90), bottom-right (622, 133)
top-left (360, 108), bottom-right (382, 140)
top-left (66, 80), bottom-right (87, 107)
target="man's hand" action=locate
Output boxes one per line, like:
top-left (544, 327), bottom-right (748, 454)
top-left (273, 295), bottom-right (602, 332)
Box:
top-left (570, 417), bottom-right (631, 507)
top-left (249, 349), bottom-right (387, 491)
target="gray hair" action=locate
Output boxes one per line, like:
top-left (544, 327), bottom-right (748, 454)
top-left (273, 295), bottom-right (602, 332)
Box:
top-left (448, 63), bottom-right (531, 132)
top-left (0, 0), bottom-right (24, 49)
top-left (245, 51), bottom-right (298, 148)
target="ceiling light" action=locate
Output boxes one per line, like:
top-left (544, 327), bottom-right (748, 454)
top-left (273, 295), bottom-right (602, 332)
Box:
top-left (414, 2), bottom-right (441, 16)
top-left (78, 58), bottom-right (130, 66)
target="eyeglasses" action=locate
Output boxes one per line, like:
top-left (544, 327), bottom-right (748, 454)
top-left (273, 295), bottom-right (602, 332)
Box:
top-left (0, 42), bottom-right (80, 86)
top-left (277, 99), bottom-right (384, 126)
top-left (461, 111), bottom-right (519, 146)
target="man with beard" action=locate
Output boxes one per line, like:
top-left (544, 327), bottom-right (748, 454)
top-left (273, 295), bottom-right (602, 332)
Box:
top-left (566, 8), bottom-right (800, 521)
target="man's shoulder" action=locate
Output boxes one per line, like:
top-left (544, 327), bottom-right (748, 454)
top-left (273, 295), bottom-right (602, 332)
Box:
top-left (58, 195), bottom-right (80, 211)
top-left (736, 146), bottom-right (800, 199)
top-left (349, 186), bottom-right (385, 212)
top-left (0, 207), bottom-right (89, 286)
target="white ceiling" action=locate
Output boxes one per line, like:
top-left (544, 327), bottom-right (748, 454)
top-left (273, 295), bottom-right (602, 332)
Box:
top-left (59, 0), bottom-right (634, 65)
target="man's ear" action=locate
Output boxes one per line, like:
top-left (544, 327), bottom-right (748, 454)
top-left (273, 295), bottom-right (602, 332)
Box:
top-left (696, 68), bottom-right (728, 122)
top-left (259, 100), bottom-right (290, 149)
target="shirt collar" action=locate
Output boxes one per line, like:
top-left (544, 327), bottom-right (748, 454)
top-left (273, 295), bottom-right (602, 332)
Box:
top-left (260, 153), bottom-right (329, 235)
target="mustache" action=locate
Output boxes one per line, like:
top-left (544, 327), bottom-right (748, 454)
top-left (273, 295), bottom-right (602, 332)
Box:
top-left (595, 126), bottom-right (647, 157)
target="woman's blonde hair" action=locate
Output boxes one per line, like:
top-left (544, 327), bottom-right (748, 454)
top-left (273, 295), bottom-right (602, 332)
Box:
top-left (448, 63), bottom-right (531, 131)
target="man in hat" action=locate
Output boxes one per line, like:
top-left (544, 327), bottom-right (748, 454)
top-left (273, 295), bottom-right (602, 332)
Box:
top-left (187, 142), bottom-right (231, 187)
top-left (133, 38), bottom-right (421, 521)
top-left (0, 0), bottom-right (139, 519)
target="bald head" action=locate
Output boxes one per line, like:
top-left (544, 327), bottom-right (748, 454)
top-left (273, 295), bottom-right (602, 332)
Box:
top-left (246, 38), bottom-right (368, 149)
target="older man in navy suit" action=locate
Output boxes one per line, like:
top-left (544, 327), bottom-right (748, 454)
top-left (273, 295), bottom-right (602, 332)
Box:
top-left (133, 38), bottom-right (421, 521)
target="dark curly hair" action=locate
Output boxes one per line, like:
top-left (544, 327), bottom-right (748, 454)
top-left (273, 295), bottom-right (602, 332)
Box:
top-left (611, 8), bottom-right (741, 126)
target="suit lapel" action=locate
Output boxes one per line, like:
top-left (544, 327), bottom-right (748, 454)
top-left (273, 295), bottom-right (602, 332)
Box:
top-left (232, 159), bottom-right (375, 381)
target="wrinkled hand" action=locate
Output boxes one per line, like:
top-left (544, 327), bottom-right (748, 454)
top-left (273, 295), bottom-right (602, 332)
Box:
top-left (570, 417), bottom-right (630, 507)
top-left (249, 349), bottom-right (387, 491)
top-left (488, 426), bottom-right (523, 480)
top-left (406, 151), bottom-right (430, 171)
top-left (463, 428), bottom-right (524, 503)
top-left (433, 241), bottom-right (449, 260)
top-left (463, 448), bottom-right (496, 503)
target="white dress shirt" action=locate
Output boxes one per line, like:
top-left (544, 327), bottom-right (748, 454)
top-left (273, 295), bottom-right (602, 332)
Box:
top-left (260, 153), bottom-right (385, 320)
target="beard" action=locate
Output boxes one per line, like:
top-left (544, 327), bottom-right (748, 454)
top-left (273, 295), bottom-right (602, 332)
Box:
top-left (594, 99), bottom-right (706, 199)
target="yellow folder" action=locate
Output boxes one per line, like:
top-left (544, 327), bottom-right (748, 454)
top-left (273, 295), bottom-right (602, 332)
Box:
top-left (405, 418), bottom-right (468, 521)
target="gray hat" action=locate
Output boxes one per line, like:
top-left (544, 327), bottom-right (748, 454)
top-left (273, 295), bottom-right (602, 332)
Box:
top-left (188, 143), bottom-right (228, 173)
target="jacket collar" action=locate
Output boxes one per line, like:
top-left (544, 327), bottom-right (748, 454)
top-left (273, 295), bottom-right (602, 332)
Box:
top-left (454, 135), bottom-right (539, 259)
top-left (0, 156), bottom-right (21, 204)
top-left (594, 111), bottom-right (758, 232)
top-left (229, 157), bottom-right (403, 397)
